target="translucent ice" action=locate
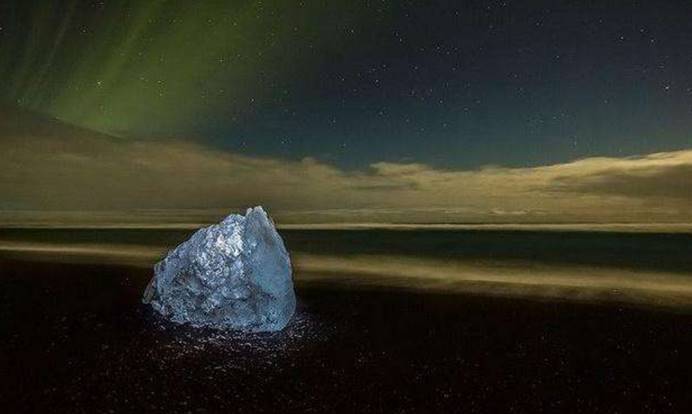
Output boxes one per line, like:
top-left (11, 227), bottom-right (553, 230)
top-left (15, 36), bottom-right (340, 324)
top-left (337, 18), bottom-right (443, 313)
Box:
top-left (143, 206), bottom-right (295, 332)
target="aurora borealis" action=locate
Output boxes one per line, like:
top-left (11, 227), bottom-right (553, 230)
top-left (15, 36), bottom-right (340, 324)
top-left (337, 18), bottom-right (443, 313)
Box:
top-left (0, 0), bottom-right (691, 223)
top-left (0, 1), bottom-right (384, 138)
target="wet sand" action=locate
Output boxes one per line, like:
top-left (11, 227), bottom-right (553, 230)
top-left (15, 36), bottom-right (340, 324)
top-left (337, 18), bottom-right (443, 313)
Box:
top-left (2, 258), bottom-right (691, 413)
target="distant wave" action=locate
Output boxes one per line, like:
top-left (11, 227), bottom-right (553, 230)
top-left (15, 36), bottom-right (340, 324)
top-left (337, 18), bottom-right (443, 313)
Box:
top-left (293, 254), bottom-right (692, 308)
top-left (1, 240), bottom-right (691, 309)
top-left (280, 222), bottom-right (692, 233)
top-left (0, 241), bottom-right (165, 266)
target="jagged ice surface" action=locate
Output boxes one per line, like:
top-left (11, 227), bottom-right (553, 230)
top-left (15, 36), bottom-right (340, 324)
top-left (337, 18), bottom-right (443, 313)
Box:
top-left (143, 206), bottom-right (295, 332)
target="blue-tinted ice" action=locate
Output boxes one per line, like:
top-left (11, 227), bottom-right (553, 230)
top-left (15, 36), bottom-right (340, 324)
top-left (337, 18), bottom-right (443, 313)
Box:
top-left (143, 206), bottom-right (295, 332)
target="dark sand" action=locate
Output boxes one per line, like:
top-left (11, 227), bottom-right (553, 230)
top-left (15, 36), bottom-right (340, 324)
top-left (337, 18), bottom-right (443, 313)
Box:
top-left (1, 258), bottom-right (691, 413)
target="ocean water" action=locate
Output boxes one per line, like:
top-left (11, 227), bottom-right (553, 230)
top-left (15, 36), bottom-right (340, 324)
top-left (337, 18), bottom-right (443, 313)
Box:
top-left (3, 226), bottom-right (692, 412)
top-left (1, 227), bottom-right (691, 308)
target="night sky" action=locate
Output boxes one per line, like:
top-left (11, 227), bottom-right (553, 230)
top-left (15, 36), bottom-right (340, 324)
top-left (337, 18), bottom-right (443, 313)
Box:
top-left (0, 1), bottom-right (691, 222)
top-left (1, 0), bottom-right (691, 169)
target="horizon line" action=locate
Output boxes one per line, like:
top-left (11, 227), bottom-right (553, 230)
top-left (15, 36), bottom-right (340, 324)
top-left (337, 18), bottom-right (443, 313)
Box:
top-left (0, 222), bottom-right (691, 234)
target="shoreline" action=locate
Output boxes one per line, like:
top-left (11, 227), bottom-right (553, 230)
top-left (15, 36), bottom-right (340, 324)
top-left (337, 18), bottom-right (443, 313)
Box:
top-left (3, 258), bottom-right (691, 412)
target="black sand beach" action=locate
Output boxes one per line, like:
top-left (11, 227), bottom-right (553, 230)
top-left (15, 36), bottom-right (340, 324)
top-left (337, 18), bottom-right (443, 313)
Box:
top-left (2, 257), bottom-right (691, 413)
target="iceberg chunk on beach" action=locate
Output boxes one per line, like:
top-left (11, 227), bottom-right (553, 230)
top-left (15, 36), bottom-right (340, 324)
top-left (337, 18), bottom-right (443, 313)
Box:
top-left (143, 206), bottom-right (295, 332)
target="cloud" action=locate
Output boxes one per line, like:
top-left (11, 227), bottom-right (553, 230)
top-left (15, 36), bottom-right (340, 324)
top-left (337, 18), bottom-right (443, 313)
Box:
top-left (1, 110), bottom-right (691, 223)
top-left (552, 160), bottom-right (692, 202)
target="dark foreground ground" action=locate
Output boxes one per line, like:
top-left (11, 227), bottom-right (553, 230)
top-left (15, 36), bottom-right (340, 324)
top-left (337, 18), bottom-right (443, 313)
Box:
top-left (1, 258), bottom-right (691, 413)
